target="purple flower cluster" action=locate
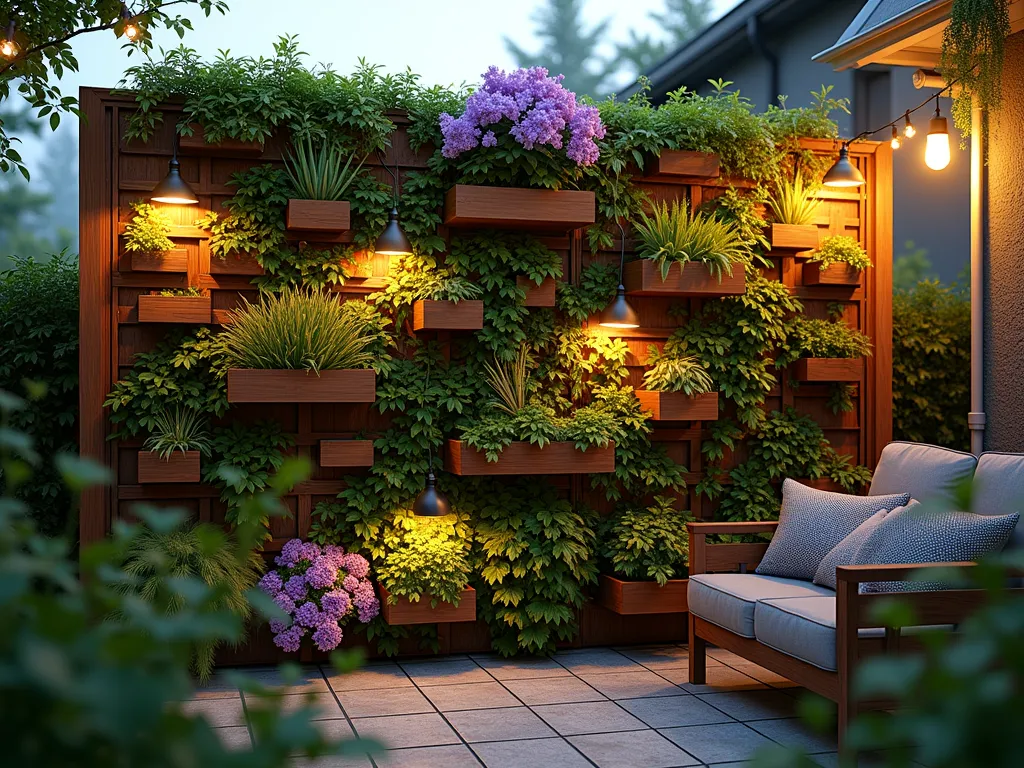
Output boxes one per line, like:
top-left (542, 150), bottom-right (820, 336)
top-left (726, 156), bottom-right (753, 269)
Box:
top-left (259, 540), bottom-right (380, 653)
top-left (440, 66), bottom-right (605, 166)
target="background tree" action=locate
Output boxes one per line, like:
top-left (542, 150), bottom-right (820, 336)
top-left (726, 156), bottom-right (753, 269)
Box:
top-left (616, 0), bottom-right (714, 77)
top-left (0, 0), bottom-right (229, 178)
top-left (504, 0), bottom-right (615, 98)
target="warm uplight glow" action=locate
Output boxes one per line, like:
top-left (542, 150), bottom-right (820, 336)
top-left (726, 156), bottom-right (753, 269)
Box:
top-left (890, 126), bottom-right (901, 150)
top-left (151, 195), bottom-right (198, 205)
top-left (0, 21), bottom-right (16, 58)
top-left (925, 116), bottom-right (951, 171)
top-left (598, 322), bottom-right (640, 329)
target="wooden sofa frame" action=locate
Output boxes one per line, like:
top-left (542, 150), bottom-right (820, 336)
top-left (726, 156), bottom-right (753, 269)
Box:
top-left (687, 521), bottom-right (1021, 749)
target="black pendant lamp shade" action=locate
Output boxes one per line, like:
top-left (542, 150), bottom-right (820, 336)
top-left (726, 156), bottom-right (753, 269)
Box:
top-left (598, 220), bottom-right (640, 329)
top-left (151, 141), bottom-right (199, 205)
top-left (822, 145), bottom-right (865, 188)
top-left (374, 207), bottom-right (414, 257)
top-left (413, 471), bottom-right (451, 517)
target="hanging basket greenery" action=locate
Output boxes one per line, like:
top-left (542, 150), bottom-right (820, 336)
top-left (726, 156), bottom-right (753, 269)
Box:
top-left (941, 0), bottom-right (1011, 138)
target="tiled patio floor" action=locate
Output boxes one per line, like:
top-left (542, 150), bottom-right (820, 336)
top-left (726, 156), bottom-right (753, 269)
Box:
top-left (192, 645), bottom-right (842, 767)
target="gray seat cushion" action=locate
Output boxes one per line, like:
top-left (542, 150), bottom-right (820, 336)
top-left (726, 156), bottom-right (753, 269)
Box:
top-left (812, 508), bottom-right (890, 590)
top-left (755, 479), bottom-right (909, 581)
top-left (852, 502), bottom-right (1020, 593)
top-left (974, 452), bottom-right (1024, 551)
top-left (869, 441), bottom-right (977, 505)
top-left (754, 596), bottom-right (951, 671)
top-left (687, 573), bottom-right (833, 638)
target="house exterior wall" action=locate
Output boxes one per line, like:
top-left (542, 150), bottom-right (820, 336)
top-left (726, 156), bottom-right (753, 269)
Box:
top-left (983, 30), bottom-right (1024, 451)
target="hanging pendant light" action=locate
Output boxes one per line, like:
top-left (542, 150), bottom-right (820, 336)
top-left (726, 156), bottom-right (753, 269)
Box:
top-left (924, 98), bottom-right (951, 171)
top-left (151, 137), bottom-right (198, 205)
top-left (374, 153), bottom-right (413, 257)
top-left (413, 470), bottom-right (451, 517)
top-left (598, 219), bottom-right (639, 329)
top-left (822, 145), bottom-right (865, 188)
top-left (121, 4), bottom-right (141, 42)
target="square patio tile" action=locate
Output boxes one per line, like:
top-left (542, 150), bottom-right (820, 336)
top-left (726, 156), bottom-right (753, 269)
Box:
top-left (659, 722), bottom-right (774, 764)
top-left (653, 666), bottom-right (698, 685)
top-left (678, 666), bottom-right (768, 694)
top-left (748, 717), bottom-right (837, 754)
top-left (532, 701), bottom-right (647, 736)
top-left (446, 706), bottom-right (555, 743)
top-left (421, 681), bottom-right (520, 712)
top-left (374, 744), bottom-right (482, 768)
top-left (618, 694), bottom-right (735, 729)
top-left (244, 691), bottom-right (345, 721)
top-left (326, 663), bottom-right (414, 692)
top-left (214, 725), bottom-right (253, 751)
top-left (616, 646), bottom-right (704, 671)
top-left (578, 670), bottom-right (683, 700)
top-left (290, 756), bottom-right (374, 768)
top-left (335, 687), bottom-right (433, 718)
top-left (697, 690), bottom-right (798, 722)
top-left (231, 665), bottom-right (328, 694)
top-left (306, 719), bottom-right (358, 741)
top-left (471, 737), bottom-right (592, 768)
top-left (400, 659), bottom-right (494, 686)
top-left (553, 648), bottom-right (645, 675)
top-left (726, 661), bottom-right (800, 689)
top-left (182, 696), bottom-right (247, 727)
top-left (707, 648), bottom-right (751, 665)
top-left (569, 729), bottom-right (700, 768)
top-left (352, 713), bottom-right (459, 750)
top-left (190, 671), bottom-right (241, 700)
top-left (500, 676), bottom-right (604, 706)
top-left (470, 655), bottom-right (571, 681)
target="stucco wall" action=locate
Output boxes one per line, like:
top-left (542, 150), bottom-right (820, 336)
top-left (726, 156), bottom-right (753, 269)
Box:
top-left (983, 30), bottom-right (1024, 451)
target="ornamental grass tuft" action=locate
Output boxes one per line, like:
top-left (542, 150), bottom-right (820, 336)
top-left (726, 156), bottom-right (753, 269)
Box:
top-left (634, 201), bottom-right (748, 282)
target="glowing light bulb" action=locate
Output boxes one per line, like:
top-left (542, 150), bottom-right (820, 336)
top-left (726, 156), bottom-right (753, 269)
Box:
top-left (925, 104), bottom-right (950, 171)
top-left (904, 111), bottom-right (916, 139)
top-left (890, 126), bottom-right (901, 150)
top-left (1, 21), bottom-right (16, 58)
top-left (124, 21), bottom-right (139, 41)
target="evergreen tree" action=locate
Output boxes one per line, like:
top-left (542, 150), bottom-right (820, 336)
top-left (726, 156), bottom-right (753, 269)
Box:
top-left (616, 0), bottom-right (714, 77)
top-left (504, 0), bottom-right (615, 98)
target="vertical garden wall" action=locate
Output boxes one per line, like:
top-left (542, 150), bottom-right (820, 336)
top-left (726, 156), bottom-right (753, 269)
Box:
top-left (78, 57), bottom-right (892, 660)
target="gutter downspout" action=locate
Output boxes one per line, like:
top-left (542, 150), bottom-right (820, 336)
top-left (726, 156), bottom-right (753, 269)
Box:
top-left (746, 15), bottom-right (779, 106)
top-left (969, 95), bottom-right (986, 455)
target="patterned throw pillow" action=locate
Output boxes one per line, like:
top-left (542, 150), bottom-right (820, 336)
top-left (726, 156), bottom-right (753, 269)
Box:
top-left (852, 503), bottom-right (1020, 593)
top-left (812, 508), bottom-right (891, 590)
top-left (755, 480), bottom-right (911, 581)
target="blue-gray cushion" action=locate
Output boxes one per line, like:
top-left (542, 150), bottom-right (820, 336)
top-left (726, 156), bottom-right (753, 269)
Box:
top-left (687, 573), bottom-right (833, 638)
top-left (853, 502), bottom-right (1020, 592)
top-left (812, 508), bottom-right (890, 590)
top-left (754, 479), bottom-right (910, 581)
top-left (754, 596), bottom-right (951, 671)
top-left (869, 441), bottom-right (976, 505)
top-left (973, 452), bottom-right (1024, 552)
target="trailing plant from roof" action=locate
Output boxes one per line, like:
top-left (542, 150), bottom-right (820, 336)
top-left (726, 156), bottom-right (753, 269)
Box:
top-left (143, 407), bottom-right (212, 459)
top-left (767, 174), bottom-right (819, 225)
top-left (376, 523), bottom-right (472, 607)
top-left (634, 201), bottom-right (748, 281)
top-left (808, 235), bottom-right (872, 271)
top-left (115, 519), bottom-right (264, 682)
top-left (599, 496), bottom-right (692, 585)
top-left (221, 290), bottom-right (386, 373)
top-left (781, 316), bottom-right (873, 362)
top-left (642, 346), bottom-right (715, 395)
top-left (104, 327), bottom-right (231, 438)
top-left (941, 0), bottom-right (1011, 140)
top-left (123, 201), bottom-right (175, 254)
top-left (283, 136), bottom-right (366, 201)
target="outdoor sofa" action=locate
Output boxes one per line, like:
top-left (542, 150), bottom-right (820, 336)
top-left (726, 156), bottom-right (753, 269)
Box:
top-left (686, 442), bottom-right (1024, 747)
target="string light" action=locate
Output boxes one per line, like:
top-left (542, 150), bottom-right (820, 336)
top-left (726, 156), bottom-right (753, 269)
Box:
top-left (1, 21), bottom-right (17, 58)
top-left (903, 110), bottom-right (916, 139)
top-left (121, 5), bottom-right (140, 42)
top-left (890, 125), bottom-right (901, 150)
top-left (925, 98), bottom-right (951, 171)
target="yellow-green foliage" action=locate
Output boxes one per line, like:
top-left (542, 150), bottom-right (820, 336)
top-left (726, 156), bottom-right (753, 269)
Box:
top-left (767, 174), bottom-right (819, 225)
top-left (785, 317), bottom-right (873, 360)
top-left (634, 201), bottom-right (748, 281)
top-left (642, 346), bottom-right (714, 395)
top-left (376, 521), bottom-right (471, 607)
top-left (809, 235), bottom-right (872, 271)
top-left (123, 201), bottom-right (175, 254)
top-left (599, 497), bottom-right (692, 585)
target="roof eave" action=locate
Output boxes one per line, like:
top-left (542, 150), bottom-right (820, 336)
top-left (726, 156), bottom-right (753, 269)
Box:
top-left (812, 0), bottom-right (950, 70)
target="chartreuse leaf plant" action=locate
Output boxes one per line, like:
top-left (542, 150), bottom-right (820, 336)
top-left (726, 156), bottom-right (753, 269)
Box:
top-left (599, 497), bottom-right (693, 585)
top-left (376, 519), bottom-right (472, 608)
top-left (634, 201), bottom-right (748, 282)
top-left (642, 346), bottom-right (714, 395)
top-left (123, 201), bottom-right (175, 254)
top-left (766, 173), bottom-right (819, 225)
top-left (807, 235), bottom-right (872, 271)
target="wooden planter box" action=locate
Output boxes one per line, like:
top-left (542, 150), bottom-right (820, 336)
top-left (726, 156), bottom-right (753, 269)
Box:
top-left (319, 439), bottom-right (374, 468)
top-left (792, 358), bottom-right (864, 382)
top-left (598, 575), bottom-right (689, 615)
top-left (517, 275), bottom-right (557, 307)
top-left (137, 450), bottom-right (201, 484)
top-left (802, 262), bottom-right (863, 287)
top-left (285, 199), bottom-right (351, 233)
top-left (179, 125), bottom-right (263, 157)
top-left (227, 369), bottom-right (376, 403)
top-left (130, 248), bottom-right (188, 273)
top-left (636, 391), bottom-right (719, 421)
top-left (623, 261), bottom-right (746, 297)
top-left (444, 185), bottom-right (596, 229)
top-left (444, 439), bottom-right (615, 476)
top-left (210, 253), bottom-right (264, 276)
top-left (137, 294), bottom-right (211, 323)
top-left (412, 299), bottom-right (484, 331)
top-left (379, 585), bottom-right (477, 625)
top-left (641, 150), bottom-right (720, 180)
top-left (769, 224), bottom-right (821, 251)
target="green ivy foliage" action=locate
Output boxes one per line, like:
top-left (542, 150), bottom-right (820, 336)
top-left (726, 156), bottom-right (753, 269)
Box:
top-left (893, 281), bottom-right (970, 449)
top-left (808, 235), bottom-right (872, 271)
top-left (599, 496), bottom-right (692, 585)
top-left (0, 254), bottom-right (79, 536)
top-left (780, 317), bottom-right (873, 363)
top-left (203, 422), bottom-right (294, 528)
